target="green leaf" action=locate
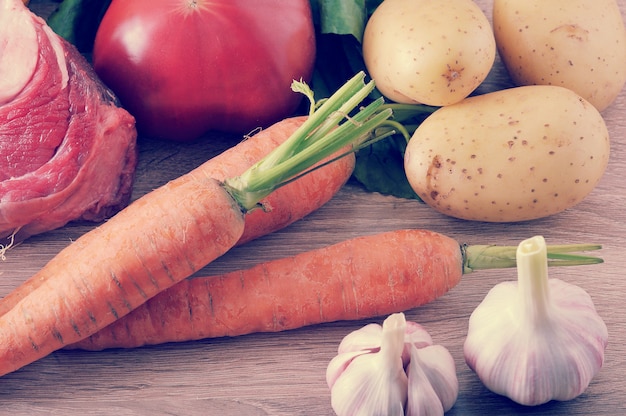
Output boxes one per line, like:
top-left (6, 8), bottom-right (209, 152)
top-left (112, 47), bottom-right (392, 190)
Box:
top-left (47, 0), bottom-right (112, 52)
top-left (312, 34), bottom-right (369, 100)
top-left (318, 0), bottom-right (367, 42)
top-left (309, 0), bottom-right (384, 43)
top-left (353, 135), bottom-right (423, 201)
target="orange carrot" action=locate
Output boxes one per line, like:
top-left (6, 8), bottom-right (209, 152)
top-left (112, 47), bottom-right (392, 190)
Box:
top-left (0, 73), bottom-right (395, 376)
top-left (236, 120), bottom-right (355, 246)
top-left (67, 229), bottom-right (603, 351)
top-left (0, 116), bottom-right (355, 316)
top-left (0, 170), bottom-right (244, 376)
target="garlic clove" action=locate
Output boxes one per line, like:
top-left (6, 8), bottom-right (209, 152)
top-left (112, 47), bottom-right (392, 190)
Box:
top-left (406, 344), bottom-right (459, 416)
top-left (464, 235), bottom-right (608, 406)
top-left (327, 313), bottom-right (409, 416)
top-left (329, 350), bottom-right (408, 416)
top-left (401, 321), bottom-right (435, 366)
top-left (404, 321), bottom-right (434, 347)
top-left (327, 321), bottom-right (390, 389)
top-left (327, 322), bottom-right (388, 389)
top-left (337, 322), bottom-right (385, 354)
top-left (326, 349), bottom-right (373, 389)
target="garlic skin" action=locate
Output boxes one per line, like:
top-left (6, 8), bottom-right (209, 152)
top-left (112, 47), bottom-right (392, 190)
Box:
top-left (327, 313), bottom-right (459, 416)
top-left (463, 236), bottom-right (608, 406)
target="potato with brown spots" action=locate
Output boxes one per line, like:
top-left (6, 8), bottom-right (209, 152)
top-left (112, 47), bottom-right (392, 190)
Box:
top-left (362, 0), bottom-right (496, 106)
top-left (404, 85), bottom-right (610, 222)
top-left (493, 0), bottom-right (626, 111)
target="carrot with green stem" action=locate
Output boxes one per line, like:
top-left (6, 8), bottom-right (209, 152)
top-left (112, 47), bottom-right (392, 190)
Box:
top-left (0, 71), bottom-right (395, 377)
top-left (0, 116), bottom-right (355, 316)
top-left (65, 229), bottom-right (603, 351)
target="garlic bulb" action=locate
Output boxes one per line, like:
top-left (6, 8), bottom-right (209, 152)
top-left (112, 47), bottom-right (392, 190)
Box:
top-left (463, 235), bottom-right (608, 406)
top-left (327, 313), bottom-right (408, 416)
top-left (327, 312), bottom-right (458, 416)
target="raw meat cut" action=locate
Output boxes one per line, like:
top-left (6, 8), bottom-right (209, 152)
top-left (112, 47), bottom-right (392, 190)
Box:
top-left (0, 0), bottom-right (138, 243)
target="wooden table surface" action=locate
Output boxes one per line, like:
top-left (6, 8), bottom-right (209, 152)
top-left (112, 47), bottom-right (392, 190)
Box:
top-left (2, 1), bottom-right (625, 414)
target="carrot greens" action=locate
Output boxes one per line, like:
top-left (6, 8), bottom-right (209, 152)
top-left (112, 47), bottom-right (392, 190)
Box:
top-left (462, 243), bottom-right (603, 272)
top-left (223, 71), bottom-right (395, 211)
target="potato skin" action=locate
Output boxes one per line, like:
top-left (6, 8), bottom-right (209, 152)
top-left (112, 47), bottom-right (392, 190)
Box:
top-left (363, 0), bottom-right (495, 106)
top-left (493, 0), bottom-right (626, 111)
top-left (404, 86), bottom-right (610, 222)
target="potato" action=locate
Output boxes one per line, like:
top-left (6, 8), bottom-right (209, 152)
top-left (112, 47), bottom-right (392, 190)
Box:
top-left (362, 0), bottom-right (495, 106)
top-left (404, 85), bottom-right (610, 222)
top-left (493, 0), bottom-right (626, 111)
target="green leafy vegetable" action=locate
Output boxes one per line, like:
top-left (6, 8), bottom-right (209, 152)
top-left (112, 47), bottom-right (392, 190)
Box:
top-left (312, 0), bottom-right (367, 41)
top-left (309, 0), bottom-right (383, 41)
top-left (353, 135), bottom-right (420, 200)
top-left (47, 0), bottom-right (112, 52)
top-left (352, 103), bottom-right (436, 200)
top-left (309, 0), bottom-right (383, 97)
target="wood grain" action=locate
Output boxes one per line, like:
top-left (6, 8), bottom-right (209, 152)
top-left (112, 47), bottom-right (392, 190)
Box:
top-left (2, 0), bottom-right (625, 414)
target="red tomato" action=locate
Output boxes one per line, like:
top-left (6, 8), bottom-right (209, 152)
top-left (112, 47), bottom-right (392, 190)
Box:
top-left (93, 0), bottom-right (316, 141)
